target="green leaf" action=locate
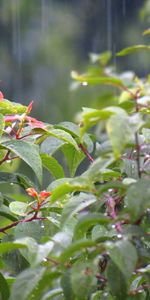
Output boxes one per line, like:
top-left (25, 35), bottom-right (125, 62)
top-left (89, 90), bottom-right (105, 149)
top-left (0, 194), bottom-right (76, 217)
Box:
top-left (61, 269), bottom-right (75, 300)
top-left (107, 260), bottom-right (127, 300)
top-left (61, 193), bottom-right (97, 225)
top-left (10, 267), bottom-right (45, 300)
top-left (143, 28), bottom-right (150, 35)
top-left (71, 71), bottom-right (124, 88)
top-left (0, 172), bottom-right (35, 189)
top-left (74, 213), bottom-right (109, 240)
top-left (125, 179), bottom-right (150, 220)
top-left (41, 153), bottom-right (64, 179)
top-left (107, 240), bottom-right (137, 280)
top-left (2, 140), bottom-right (42, 184)
top-left (80, 107), bottom-right (114, 136)
top-left (62, 144), bottom-right (85, 176)
top-left (80, 106), bottom-right (125, 137)
top-left (15, 237), bottom-right (54, 267)
top-left (0, 99), bottom-right (27, 115)
top-left (47, 128), bottom-right (79, 150)
top-left (41, 288), bottom-right (63, 300)
top-left (106, 114), bottom-right (132, 158)
top-left (71, 260), bottom-right (97, 300)
top-left (0, 113), bottom-right (4, 139)
top-left (9, 201), bottom-right (28, 216)
top-left (41, 136), bottom-right (65, 155)
top-left (14, 221), bottom-right (44, 243)
top-left (117, 45), bottom-right (150, 56)
top-left (0, 242), bottom-right (26, 255)
top-left (55, 121), bottom-right (80, 138)
top-left (0, 272), bottom-right (10, 300)
top-left (48, 177), bottom-right (94, 204)
top-left (83, 156), bottom-right (114, 182)
top-left (60, 240), bottom-right (96, 263)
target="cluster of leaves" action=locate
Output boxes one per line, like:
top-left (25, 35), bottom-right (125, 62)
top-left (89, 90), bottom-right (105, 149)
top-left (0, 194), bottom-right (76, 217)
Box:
top-left (0, 31), bottom-right (150, 300)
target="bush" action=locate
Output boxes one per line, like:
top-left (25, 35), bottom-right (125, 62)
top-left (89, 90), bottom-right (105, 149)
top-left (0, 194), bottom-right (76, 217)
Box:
top-left (0, 31), bottom-right (150, 299)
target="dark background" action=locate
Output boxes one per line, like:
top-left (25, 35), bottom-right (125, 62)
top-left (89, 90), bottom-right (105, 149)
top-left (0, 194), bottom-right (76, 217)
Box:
top-left (0, 0), bottom-right (149, 122)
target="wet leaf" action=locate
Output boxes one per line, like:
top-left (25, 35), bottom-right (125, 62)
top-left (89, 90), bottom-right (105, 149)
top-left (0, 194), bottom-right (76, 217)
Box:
top-left (10, 267), bottom-right (45, 300)
top-left (9, 201), bottom-right (28, 216)
top-left (2, 140), bottom-right (42, 184)
top-left (62, 144), bottom-right (85, 176)
top-left (41, 153), bottom-right (64, 179)
top-left (117, 45), bottom-right (150, 56)
top-left (125, 179), bottom-right (150, 220)
top-left (0, 272), bottom-right (10, 300)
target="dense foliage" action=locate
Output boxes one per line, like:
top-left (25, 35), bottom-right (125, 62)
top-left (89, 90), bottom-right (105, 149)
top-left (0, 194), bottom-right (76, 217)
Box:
top-left (0, 31), bottom-right (150, 299)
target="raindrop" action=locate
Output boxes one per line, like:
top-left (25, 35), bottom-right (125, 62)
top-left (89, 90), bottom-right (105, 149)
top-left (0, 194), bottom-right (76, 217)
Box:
top-left (111, 224), bottom-right (115, 229)
top-left (82, 81), bottom-right (88, 86)
top-left (103, 292), bottom-right (108, 297)
top-left (41, 224), bottom-right (45, 228)
top-left (117, 234), bottom-right (122, 239)
top-left (10, 183), bottom-right (14, 186)
top-left (43, 258), bottom-right (47, 262)
top-left (138, 289), bottom-right (143, 294)
top-left (108, 188), bottom-right (113, 193)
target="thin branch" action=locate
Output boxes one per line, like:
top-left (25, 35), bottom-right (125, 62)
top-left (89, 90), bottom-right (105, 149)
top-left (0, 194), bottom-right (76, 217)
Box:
top-left (79, 143), bottom-right (94, 163)
top-left (0, 150), bottom-right (10, 165)
top-left (0, 212), bottom-right (47, 234)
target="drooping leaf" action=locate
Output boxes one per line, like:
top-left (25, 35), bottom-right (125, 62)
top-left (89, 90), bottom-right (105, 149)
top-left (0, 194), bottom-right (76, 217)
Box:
top-left (0, 272), bottom-right (10, 300)
top-left (15, 237), bottom-right (54, 267)
top-left (125, 179), bottom-right (150, 220)
top-left (41, 288), bottom-right (63, 300)
top-left (47, 177), bottom-right (94, 204)
top-left (61, 269), bottom-right (75, 300)
top-left (40, 136), bottom-right (65, 155)
top-left (83, 156), bottom-right (114, 182)
top-left (73, 213), bottom-right (109, 240)
top-left (9, 201), bottom-right (29, 216)
top-left (71, 71), bottom-right (124, 89)
top-left (47, 128), bottom-right (79, 150)
top-left (61, 192), bottom-right (97, 225)
top-left (107, 260), bottom-right (127, 300)
top-left (14, 221), bottom-right (44, 243)
top-left (62, 144), bottom-right (85, 176)
top-left (9, 267), bottom-right (45, 300)
top-left (0, 242), bottom-right (26, 255)
top-left (71, 260), bottom-right (97, 300)
top-left (117, 45), bottom-right (150, 56)
top-left (0, 172), bottom-right (35, 189)
top-left (55, 121), bottom-right (80, 138)
top-left (0, 99), bottom-right (27, 115)
top-left (107, 240), bottom-right (137, 280)
top-left (40, 153), bottom-right (64, 179)
top-left (143, 28), bottom-right (150, 35)
top-left (2, 140), bottom-right (42, 184)
top-left (106, 113), bottom-right (132, 158)
top-left (60, 240), bottom-right (96, 263)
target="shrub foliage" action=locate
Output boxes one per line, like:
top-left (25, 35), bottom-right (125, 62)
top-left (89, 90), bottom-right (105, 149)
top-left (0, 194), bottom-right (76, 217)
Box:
top-left (0, 33), bottom-right (150, 299)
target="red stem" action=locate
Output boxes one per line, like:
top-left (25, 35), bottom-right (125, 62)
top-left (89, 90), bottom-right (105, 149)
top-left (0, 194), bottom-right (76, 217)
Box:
top-left (79, 143), bottom-right (94, 163)
top-left (0, 211), bottom-right (47, 234)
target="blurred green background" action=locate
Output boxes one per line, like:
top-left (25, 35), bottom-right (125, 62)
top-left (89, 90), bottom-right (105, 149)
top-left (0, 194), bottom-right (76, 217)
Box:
top-left (0, 0), bottom-right (150, 123)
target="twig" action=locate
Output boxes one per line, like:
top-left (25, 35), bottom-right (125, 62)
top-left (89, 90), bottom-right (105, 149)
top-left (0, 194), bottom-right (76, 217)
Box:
top-left (0, 150), bottom-right (10, 165)
top-left (79, 143), bottom-right (94, 163)
top-left (0, 211), bottom-right (47, 234)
